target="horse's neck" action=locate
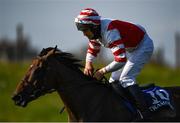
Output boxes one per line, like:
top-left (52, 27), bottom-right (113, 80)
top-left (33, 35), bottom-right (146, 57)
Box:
top-left (55, 64), bottom-right (98, 120)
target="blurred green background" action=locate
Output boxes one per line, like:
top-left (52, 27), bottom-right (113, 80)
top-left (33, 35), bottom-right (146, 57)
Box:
top-left (1, 0), bottom-right (180, 122)
top-left (0, 61), bottom-right (180, 122)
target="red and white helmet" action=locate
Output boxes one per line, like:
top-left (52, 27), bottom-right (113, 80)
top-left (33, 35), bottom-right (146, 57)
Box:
top-left (75, 8), bottom-right (101, 31)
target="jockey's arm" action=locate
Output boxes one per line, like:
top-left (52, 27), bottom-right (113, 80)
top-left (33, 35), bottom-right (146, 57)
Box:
top-left (93, 61), bottom-right (125, 80)
top-left (104, 42), bottom-right (127, 73)
top-left (84, 61), bottom-right (94, 76)
top-left (105, 60), bottom-right (126, 73)
top-left (84, 40), bottom-right (101, 76)
top-left (94, 27), bottom-right (127, 79)
top-left (94, 41), bottom-right (127, 80)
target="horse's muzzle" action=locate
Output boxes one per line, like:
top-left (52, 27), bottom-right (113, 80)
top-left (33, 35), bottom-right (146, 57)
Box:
top-left (12, 94), bottom-right (28, 107)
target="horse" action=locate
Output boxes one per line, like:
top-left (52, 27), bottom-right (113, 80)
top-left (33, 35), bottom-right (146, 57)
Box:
top-left (12, 46), bottom-right (179, 122)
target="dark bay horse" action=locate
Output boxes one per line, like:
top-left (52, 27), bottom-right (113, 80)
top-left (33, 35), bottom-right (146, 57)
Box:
top-left (12, 47), bottom-right (179, 122)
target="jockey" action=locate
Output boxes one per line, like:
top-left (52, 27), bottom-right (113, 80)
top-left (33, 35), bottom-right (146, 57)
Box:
top-left (75, 8), bottom-right (154, 119)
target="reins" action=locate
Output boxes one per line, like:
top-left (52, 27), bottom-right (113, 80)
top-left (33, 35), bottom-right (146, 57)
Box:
top-left (94, 69), bottom-right (110, 85)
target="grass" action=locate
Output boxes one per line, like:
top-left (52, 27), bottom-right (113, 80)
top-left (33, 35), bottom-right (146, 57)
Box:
top-left (137, 63), bottom-right (180, 86)
top-left (0, 61), bottom-right (179, 121)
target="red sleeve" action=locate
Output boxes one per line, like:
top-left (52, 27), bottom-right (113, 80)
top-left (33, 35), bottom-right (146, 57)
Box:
top-left (109, 39), bottom-right (127, 62)
top-left (87, 40), bottom-right (101, 57)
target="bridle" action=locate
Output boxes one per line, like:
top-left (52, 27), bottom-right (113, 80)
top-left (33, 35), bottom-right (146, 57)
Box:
top-left (12, 57), bottom-right (56, 106)
top-left (20, 77), bottom-right (55, 100)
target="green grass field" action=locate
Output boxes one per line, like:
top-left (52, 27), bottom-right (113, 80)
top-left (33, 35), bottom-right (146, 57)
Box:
top-left (0, 61), bottom-right (180, 121)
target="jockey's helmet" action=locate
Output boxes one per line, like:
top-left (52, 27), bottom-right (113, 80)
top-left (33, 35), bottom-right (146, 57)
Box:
top-left (75, 8), bottom-right (101, 39)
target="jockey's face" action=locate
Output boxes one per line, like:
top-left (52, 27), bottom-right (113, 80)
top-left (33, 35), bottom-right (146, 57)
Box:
top-left (82, 29), bottom-right (94, 40)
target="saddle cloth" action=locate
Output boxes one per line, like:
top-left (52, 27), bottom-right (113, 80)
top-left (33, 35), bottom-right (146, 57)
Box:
top-left (141, 84), bottom-right (174, 112)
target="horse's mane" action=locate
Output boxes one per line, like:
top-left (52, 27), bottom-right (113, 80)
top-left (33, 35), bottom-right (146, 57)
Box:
top-left (38, 47), bottom-right (99, 82)
top-left (39, 47), bottom-right (84, 72)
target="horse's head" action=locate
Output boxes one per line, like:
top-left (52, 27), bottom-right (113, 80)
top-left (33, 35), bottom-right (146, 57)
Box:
top-left (12, 46), bottom-right (62, 107)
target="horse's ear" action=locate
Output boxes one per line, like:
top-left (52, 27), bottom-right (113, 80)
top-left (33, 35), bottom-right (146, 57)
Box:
top-left (53, 45), bottom-right (57, 54)
top-left (42, 45), bottom-right (60, 60)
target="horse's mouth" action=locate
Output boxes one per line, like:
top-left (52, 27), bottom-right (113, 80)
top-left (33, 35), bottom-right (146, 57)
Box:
top-left (15, 100), bottom-right (28, 107)
top-left (12, 95), bottom-right (28, 107)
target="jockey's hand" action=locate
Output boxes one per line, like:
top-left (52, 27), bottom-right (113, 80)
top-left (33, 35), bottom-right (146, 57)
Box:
top-left (84, 61), bottom-right (94, 77)
top-left (93, 68), bottom-right (107, 80)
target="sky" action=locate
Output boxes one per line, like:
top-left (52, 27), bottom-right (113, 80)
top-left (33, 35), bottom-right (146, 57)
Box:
top-left (0, 0), bottom-right (180, 66)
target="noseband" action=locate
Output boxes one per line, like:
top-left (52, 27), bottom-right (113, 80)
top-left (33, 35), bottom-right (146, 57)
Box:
top-left (21, 79), bottom-right (55, 99)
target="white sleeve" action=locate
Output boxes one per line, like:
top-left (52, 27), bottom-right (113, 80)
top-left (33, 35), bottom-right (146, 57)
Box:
top-left (105, 61), bottom-right (125, 72)
top-left (86, 53), bottom-right (96, 62)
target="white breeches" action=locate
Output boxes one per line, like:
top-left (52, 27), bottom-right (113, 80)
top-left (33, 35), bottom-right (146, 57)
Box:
top-left (109, 33), bottom-right (154, 88)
